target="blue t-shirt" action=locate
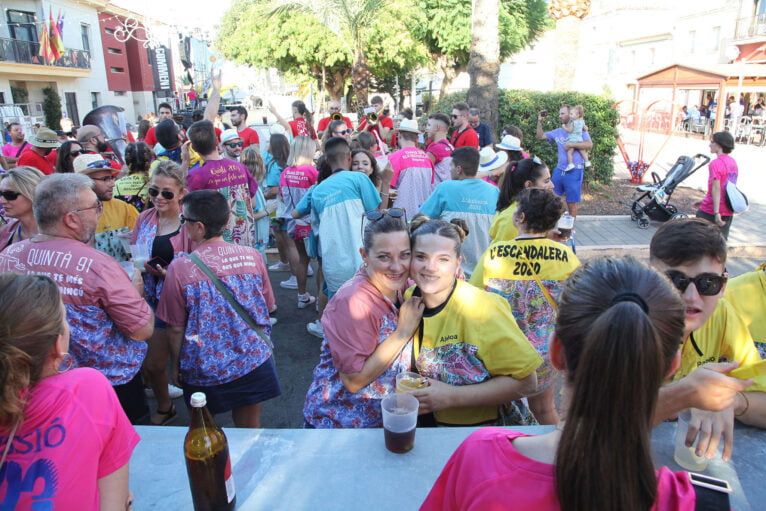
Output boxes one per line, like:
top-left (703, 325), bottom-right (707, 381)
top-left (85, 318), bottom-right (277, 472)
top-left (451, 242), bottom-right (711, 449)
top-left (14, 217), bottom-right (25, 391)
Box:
top-left (295, 171), bottom-right (381, 293)
top-left (418, 179), bottom-right (499, 276)
top-left (263, 151), bottom-right (283, 188)
top-left (545, 128), bottom-right (591, 171)
top-left (474, 122), bottom-right (493, 148)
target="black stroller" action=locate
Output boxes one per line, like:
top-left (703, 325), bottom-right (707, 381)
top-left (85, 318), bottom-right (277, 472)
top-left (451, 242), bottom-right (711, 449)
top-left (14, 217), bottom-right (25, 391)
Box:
top-left (630, 154), bottom-right (710, 229)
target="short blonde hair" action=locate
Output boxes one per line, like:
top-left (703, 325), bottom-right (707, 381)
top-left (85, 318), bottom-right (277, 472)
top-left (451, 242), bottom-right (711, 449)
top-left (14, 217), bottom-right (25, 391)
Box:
top-left (1, 166), bottom-right (45, 201)
top-left (572, 104), bottom-right (585, 117)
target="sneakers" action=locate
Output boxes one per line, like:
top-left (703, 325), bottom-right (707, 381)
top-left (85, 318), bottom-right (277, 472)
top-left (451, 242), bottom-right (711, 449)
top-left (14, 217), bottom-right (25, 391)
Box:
top-left (307, 319), bottom-right (324, 339)
top-left (563, 163), bottom-right (575, 173)
top-left (298, 293), bottom-right (317, 309)
top-left (144, 384), bottom-right (184, 399)
top-left (307, 265), bottom-right (314, 277)
top-left (269, 261), bottom-right (291, 271)
top-left (584, 161), bottom-right (592, 168)
top-left (270, 316), bottom-right (278, 326)
top-left (280, 275), bottom-right (298, 289)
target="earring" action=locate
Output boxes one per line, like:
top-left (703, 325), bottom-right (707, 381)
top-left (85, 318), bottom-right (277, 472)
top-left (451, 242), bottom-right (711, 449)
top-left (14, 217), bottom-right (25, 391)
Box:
top-left (58, 353), bottom-right (75, 373)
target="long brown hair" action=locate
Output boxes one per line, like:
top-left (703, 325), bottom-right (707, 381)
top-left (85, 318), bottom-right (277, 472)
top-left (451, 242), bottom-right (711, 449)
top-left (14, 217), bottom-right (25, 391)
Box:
top-left (554, 257), bottom-right (684, 511)
top-left (0, 274), bottom-right (64, 427)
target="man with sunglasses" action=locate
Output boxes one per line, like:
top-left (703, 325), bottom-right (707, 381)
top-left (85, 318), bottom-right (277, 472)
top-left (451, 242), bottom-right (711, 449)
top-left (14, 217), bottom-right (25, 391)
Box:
top-left (449, 102), bottom-right (479, 150)
top-left (316, 101), bottom-right (353, 139)
top-left (0, 173), bottom-right (154, 424)
top-left (220, 129), bottom-right (244, 161)
top-left (651, 218), bottom-right (766, 462)
top-left (74, 154), bottom-right (138, 262)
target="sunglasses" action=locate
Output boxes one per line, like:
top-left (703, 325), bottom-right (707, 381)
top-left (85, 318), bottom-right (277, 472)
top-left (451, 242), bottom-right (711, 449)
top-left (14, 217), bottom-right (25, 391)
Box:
top-left (179, 213), bottom-right (201, 224)
top-left (361, 208), bottom-right (406, 240)
top-left (148, 187), bottom-right (175, 200)
top-left (333, 129), bottom-right (351, 135)
top-left (70, 149), bottom-right (86, 157)
top-left (225, 142), bottom-right (243, 148)
top-left (0, 190), bottom-right (22, 201)
top-left (665, 270), bottom-right (727, 296)
top-left (450, 114), bottom-right (459, 119)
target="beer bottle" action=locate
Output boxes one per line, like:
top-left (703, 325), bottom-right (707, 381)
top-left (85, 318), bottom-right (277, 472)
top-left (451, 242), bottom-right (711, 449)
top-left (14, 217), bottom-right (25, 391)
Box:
top-left (184, 392), bottom-right (236, 511)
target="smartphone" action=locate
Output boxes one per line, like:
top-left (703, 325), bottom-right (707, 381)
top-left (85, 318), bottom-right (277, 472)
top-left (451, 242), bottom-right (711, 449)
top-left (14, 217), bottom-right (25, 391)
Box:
top-left (539, 110), bottom-right (548, 118)
top-left (687, 472), bottom-right (732, 494)
top-left (145, 256), bottom-right (169, 275)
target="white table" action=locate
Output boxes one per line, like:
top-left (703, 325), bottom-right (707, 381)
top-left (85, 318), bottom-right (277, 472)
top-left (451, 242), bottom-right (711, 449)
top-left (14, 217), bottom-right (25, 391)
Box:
top-left (131, 423), bottom-right (763, 510)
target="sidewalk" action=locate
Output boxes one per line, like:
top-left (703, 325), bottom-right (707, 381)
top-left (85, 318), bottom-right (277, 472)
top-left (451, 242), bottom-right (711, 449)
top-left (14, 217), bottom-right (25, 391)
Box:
top-left (575, 203), bottom-right (766, 277)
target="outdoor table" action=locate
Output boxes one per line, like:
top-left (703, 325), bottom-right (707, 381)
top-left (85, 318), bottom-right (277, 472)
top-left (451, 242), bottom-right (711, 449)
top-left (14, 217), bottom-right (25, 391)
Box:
top-left (131, 423), bottom-right (764, 510)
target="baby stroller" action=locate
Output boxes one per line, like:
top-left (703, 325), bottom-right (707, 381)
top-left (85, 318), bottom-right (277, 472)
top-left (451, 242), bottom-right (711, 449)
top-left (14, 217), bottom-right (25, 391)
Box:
top-left (630, 154), bottom-right (710, 229)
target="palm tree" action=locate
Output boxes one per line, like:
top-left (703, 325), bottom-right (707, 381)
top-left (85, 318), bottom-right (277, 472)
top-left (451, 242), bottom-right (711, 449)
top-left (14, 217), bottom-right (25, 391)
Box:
top-left (268, 0), bottom-right (385, 110)
top-left (467, 0), bottom-right (500, 136)
top-left (548, 0), bottom-right (591, 90)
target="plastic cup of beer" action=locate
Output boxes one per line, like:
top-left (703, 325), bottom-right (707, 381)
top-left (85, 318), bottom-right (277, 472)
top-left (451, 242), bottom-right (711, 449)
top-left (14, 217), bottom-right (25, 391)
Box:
top-left (381, 393), bottom-right (418, 454)
top-left (673, 409), bottom-right (709, 471)
top-left (130, 243), bottom-right (151, 272)
top-left (396, 372), bottom-right (429, 393)
top-left (557, 212), bottom-right (575, 241)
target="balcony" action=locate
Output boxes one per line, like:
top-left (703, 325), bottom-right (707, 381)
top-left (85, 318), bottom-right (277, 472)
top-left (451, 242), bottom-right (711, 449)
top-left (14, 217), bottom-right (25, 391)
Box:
top-left (0, 37), bottom-right (91, 77)
top-left (735, 14), bottom-right (766, 41)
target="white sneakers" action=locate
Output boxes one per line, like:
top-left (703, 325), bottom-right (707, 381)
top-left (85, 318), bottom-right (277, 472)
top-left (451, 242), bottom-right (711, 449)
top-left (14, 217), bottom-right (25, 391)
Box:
top-left (144, 384), bottom-right (183, 399)
top-left (269, 261), bottom-right (291, 271)
top-left (298, 293), bottom-right (317, 309)
top-left (307, 319), bottom-right (324, 339)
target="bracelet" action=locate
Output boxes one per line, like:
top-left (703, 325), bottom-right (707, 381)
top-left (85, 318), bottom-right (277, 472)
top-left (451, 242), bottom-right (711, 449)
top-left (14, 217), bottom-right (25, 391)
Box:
top-left (735, 391), bottom-right (750, 417)
top-left (381, 192), bottom-right (389, 197)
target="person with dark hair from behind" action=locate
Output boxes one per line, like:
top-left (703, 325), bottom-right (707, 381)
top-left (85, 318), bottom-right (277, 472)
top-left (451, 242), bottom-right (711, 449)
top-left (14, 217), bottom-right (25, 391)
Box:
top-left (0, 273), bottom-right (139, 509)
top-left (157, 190), bottom-right (280, 427)
top-left (186, 120), bottom-right (258, 247)
top-left (406, 216), bottom-right (541, 426)
top-left (695, 131), bottom-right (738, 239)
top-left (388, 119), bottom-right (434, 218)
top-left (144, 102), bottom-right (174, 147)
top-left (114, 141), bottom-right (154, 211)
top-left (650, 218), bottom-right (766, 461)
top-left (293, 137), bottom-right (381, 337)
top-left (229, 105), bottom-right (260, 148)
top-left (137, 119), bottom-right (151, 142)
top-left (153, 120), bottom-right (184, 164)
top-left (490, 157), bottom-right (554, 242)
top-left (471, 188), bottom-right (579, 425)
top-left (418, 146), bottom-right (498, 276)
top-left (0, 173), bottom-right (154, 423)
top-left (424, 113), bottom-right (455, 184)
top-left (389, 107), bottom-right (413, 150)
top-left (423, 257), bottom-right (696, 510)
top-left (468, 107), bottom-right (493, 149)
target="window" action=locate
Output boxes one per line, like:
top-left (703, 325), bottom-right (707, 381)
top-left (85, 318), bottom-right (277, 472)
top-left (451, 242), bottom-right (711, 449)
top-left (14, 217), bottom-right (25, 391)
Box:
top-left (689, 30), bottom-right (696, 53)
top-left (105, 28), bottom-right (115, 35)
top-left (110, 67), bottom-right (125, 73)
top-left (0, 92), bottom-right (5, 104)
top-left (710, 27), bottom-right (720, 51)
top-left (650, 48), bottom-right (656, 66)
top-left (81, 24), bottom-right (91, 52)
top-left (91, 92), bottom-right (100, 110)
top-left (114, 91), bottom-right (126, 97)
top-left (107, 48), bottom-right (122, 55)
top-left (7, 10), bottom-right (37, 42)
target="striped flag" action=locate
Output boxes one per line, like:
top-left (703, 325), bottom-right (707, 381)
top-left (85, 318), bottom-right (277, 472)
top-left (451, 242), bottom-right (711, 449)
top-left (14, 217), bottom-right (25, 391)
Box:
top-left (37, 10), bottom-right (55, 64)
top-left (50, 10), bottom-right (64, 57)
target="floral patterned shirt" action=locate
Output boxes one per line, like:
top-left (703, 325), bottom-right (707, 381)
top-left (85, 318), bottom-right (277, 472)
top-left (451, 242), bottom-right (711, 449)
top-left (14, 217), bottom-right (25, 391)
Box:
top-left (157, 241), bottom-right (275, 386)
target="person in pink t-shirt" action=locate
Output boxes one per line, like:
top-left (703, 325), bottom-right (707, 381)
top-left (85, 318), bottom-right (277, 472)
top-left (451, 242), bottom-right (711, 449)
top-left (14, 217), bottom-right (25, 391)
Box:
top-left (0, 273), bottom-right (138, 511)
top-left (388, 120), bottom-right (435, 219)
top-left (695, 131), bottom-right (737, 239)
top-left (423, 258), bottom-right (700, 511)
top-left (425, 113), bottom-right (454, 184)
top-left (158, 190), bottom-right (280, 428)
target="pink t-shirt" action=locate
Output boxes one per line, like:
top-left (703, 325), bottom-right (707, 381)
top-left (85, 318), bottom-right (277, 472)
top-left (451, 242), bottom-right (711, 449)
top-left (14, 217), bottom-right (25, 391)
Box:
top-left (2, 142), bottom-right (26, 158)
top-left (279, 164), bottom-right (318, 220)
top-left (426, 139), bottom-right (454, 183)
top-left (0, 368), bottom-right (139, 510)
top-left (421, 428), bottom-right (695, 511)
top-left (388, 147), bottom-right (435, 218)
top-left (0, 238), bottom-right (152, 384)
top-left (157, 241), bottom-right (275, 386)
top-left (699, 153), bottom-right (737, 217)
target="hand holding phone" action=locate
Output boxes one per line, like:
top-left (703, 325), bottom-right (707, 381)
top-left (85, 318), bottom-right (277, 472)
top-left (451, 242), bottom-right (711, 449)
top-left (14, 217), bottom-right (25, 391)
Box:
top-left (145, 256), bottom-right (169, 276)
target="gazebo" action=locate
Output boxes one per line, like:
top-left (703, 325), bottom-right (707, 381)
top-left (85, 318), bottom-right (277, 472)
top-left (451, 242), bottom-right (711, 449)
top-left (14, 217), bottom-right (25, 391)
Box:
top-left (635, 63), bottom-right (766, 133)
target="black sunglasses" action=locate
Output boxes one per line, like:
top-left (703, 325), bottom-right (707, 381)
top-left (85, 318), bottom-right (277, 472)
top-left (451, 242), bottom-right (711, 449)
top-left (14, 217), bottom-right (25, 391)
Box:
top-left (69, 149), bottom-right (86, 157)
top-left (665, 270), bottom-right (727, 296)
top-left (361, 208), bottom-right (407, 240)
top-left (179, 213), bottom-right (201, 224)
top-left (148, 187), bottom-right (175, 200)
top-left (0, 190), bottom-right (22, 201)
top-left (225, 142), bottom-right (243, 148)
top-left (450, 114), bottom-right (459, 119)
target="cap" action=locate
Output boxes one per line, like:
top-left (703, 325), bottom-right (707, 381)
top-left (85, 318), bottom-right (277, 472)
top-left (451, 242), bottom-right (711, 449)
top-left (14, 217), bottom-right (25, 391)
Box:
top-left (190, 392), bottom-right (207, 407)
top-left (27, 127), bottom-right (60, 148)
top-left (220, 129), bottom-right (242, 144)
top-left (479, 147), bottom-right (509, 171)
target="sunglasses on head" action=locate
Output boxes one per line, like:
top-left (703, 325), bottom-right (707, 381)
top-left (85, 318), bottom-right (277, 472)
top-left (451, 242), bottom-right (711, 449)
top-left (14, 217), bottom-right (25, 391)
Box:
top-left (225, 142), bottom-right (243, 148)
top-left (86, 160), bottom-right (112, 170)
top-left (148, 187), bottom-right (175, 200)
top-left (361, 208), bottom-right (407, 239)
top-left (665, 270), bottom-right (727, 296)
top-left (0, 190), bottom-right (22, 201)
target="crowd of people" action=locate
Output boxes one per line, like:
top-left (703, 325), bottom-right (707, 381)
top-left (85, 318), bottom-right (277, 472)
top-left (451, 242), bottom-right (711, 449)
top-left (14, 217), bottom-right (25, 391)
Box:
top-left (0, 76), bottom-right (764, 509)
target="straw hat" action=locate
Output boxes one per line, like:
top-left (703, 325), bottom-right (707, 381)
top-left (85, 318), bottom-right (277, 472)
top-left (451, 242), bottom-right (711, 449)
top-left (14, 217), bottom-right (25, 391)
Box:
top-left (479, 147), bottom-right (509, 171)
top-left (496, 135), bottom-right (522, 151)
top-left (27, 127), bottom-right (60, 148)
top-left (73, 153), bottom-right (112, 175)
top-left (397, 119), bottom-right (421, 134)
top-left (76, 125), bottom-right (102, 144)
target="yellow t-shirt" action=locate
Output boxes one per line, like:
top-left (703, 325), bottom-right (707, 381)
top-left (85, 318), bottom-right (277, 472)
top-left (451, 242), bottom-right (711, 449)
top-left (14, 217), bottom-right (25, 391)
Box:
top-left (405, 279), bottom-right (542, 425)
top-left (95, 199), bottom-right (139, 262)
top-left (725, 264), bottom-right (766, 344)
top-left (672, 297), bottom-right (765, 392)
top-left (488, 203), bottom-right (518, 242)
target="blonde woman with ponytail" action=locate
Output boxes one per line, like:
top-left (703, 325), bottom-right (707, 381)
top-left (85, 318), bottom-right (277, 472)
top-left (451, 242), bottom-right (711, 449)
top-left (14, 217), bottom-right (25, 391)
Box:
top-left (423, 257), bottom-right (695, 511)
top-left (405, 215), bottom-right (542, 427)
top-left (0, 273), bottom-right (138, 510)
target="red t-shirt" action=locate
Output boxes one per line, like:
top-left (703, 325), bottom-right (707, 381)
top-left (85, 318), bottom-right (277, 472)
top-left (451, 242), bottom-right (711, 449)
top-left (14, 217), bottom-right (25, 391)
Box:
top-left (17, 147), bottom-right (56, 174)
top-left (450, 126), bottom-right (480, 149)
top-left (317, 116), bottom-right (353, 133)
top-left (358, 114), bottom-right (394, 140)
top-left (289, 118), bottom-right (317, 140)
top-left (144, 125), bottom-right (157, 146)
top-left (237, 126), bottom-right (260, 148)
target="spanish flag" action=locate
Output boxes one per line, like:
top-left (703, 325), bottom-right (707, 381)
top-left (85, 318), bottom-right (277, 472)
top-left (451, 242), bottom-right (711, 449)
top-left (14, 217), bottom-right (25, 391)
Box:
top-left (49, 10), bottom-right (64, 60)
top-left (37, 10), bottom-right (55, 64)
